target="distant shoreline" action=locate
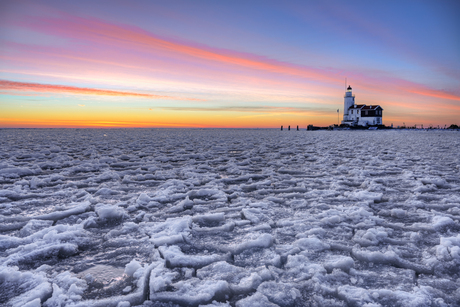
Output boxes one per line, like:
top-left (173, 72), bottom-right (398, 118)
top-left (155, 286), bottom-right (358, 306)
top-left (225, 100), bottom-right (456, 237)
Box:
top-left (0, 127), bottom-right (458, 131)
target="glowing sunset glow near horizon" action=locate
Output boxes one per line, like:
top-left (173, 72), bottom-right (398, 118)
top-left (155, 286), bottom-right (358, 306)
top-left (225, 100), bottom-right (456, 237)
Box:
top-left (1, 0), bottom-right (459, 128)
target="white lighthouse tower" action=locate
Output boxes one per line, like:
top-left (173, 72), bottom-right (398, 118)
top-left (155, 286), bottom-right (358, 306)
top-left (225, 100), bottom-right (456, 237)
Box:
top-left (342, 85), bottom-right (355, 124)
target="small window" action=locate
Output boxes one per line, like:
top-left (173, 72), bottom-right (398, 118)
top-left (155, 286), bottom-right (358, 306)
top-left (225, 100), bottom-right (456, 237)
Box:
top-left (351, 110), bottom-right (353, 114)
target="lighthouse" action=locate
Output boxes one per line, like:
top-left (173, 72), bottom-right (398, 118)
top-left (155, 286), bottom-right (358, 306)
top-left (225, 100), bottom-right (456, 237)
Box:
top-left (342, 85), bottom-right (355, 123)
top-left (341, 85), bottom-right (384, 126)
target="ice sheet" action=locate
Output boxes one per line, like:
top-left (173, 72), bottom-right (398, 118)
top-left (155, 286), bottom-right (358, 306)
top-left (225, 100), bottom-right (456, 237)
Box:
top-left (1, 128), bottom-right (459, 306)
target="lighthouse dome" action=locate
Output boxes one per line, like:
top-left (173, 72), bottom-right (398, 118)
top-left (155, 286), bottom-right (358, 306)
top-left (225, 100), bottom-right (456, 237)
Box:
top-left (347, 85), bottom-right (352, 91)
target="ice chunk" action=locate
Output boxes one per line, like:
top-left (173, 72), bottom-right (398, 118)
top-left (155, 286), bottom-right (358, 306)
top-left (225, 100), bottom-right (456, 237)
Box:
top-left (353, 228), bottom-right (388, 246)
top-left (230, 272), bottom-right (263, 294)
top-left (152, 234), bottom-right (185, 246)
top-left (390, 209), bottom-right (406, 218)
top-left (421, 177), bottom-right (451, 188)
top-left (124, 259), bottom-right (142, 277)
top-left (323, 256), bottom-right (355, 273)
top-left (241, 208), bottom-right (263, 224)
top-left (43, 271), bottom-right (87, 306)
top-left (192, 213), bottom-right (225, 225)
top-left (197, 261), bottom-right (248, 284)
top-left (159, 245), bottom-right (230, 268)
top-left (136, 193), bottom-right (151, 205)
top-left (10, 282), bottom-right (52, 307)
top-left (199, 301), bottom-right (231, 307)
top-left (20, 220), bottom-right (54, 237)
top-left (223, 233), bottom-right (274, 254)
top-left (35, 202), bottom-right (91, 221)
top-left (95, 204), bottom-right (125, 222)
top-left (23, 298), bottom-right (41, 307)
top-left (0, 266), bottom-right (52, 307)
top-left (352, 248), bottom-right (432, 274)
top-left (284, 254), bottom-right (326, 281)
top-left (293, 237), bottom-right (330, 251)
top-left (145, 217), bottom-right (191, 246)
top-left (0, 167), bottom-right (38, 178)
top-left (94, 187), bottom-right (119, 196)
top-left (150, 278), bottom-right (230, 306)
top-left (337, 285), bottom-right (373, 305)
top-left (347, 190), bottom-right (383, 202)
top-left (257, 281), bottom-right (301, 307)
top-left (176, 196), bottom-right (194, 211)
top-left (432, 216), bottom-right (455, 231)
top-left (187, 188), bottom-right (228, 201)
top-left (437, 234), bottom-right (460, 262)
top-left (193, 222), bottom-right (235, 233)
top-left (149, 261), bottom-right (179, 294)
top-left (93, 171), bottom-right (121, 182)
top-left (235, 292), bottom-right (279, 307)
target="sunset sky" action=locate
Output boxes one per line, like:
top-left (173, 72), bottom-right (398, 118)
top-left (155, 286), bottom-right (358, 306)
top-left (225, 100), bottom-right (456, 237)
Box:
top-left (1, 0), bottom-right (459, 128)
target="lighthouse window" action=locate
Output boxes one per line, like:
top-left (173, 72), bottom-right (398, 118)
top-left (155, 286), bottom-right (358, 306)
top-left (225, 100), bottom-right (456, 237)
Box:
top-left (351, 110), bottom-right (353, 114)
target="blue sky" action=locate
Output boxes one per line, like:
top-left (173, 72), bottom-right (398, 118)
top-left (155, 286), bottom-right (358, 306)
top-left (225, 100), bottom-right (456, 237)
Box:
top-left (1, 0), bottom-right (459, 127)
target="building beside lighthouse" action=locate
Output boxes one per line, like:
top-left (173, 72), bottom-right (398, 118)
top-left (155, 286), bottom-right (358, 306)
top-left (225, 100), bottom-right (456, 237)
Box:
top-left (341, 85), bottom-right (383, 126)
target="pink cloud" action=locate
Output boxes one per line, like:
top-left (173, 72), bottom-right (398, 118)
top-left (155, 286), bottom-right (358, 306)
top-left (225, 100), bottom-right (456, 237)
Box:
top-left (18, 13), bottom-right (459, 102)
top-left (0, 80), bottom-right (202, 100)
top-left (17, 14), bottom-right (342, 82)
top-left (3, 11), bottom-right (458, 113)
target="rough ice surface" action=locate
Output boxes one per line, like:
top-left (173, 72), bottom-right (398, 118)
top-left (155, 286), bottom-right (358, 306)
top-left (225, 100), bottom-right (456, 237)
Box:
top-left (1, 128), bottom-right (459, 307)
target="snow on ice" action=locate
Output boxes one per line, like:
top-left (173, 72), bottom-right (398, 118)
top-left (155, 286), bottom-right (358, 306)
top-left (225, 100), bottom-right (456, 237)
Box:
top-left (0, 128), bottom-right (459, 306)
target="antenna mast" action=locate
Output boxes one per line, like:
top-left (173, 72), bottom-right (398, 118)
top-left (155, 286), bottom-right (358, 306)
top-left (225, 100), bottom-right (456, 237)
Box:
top-left (345, 77), bottom-right (347, 90)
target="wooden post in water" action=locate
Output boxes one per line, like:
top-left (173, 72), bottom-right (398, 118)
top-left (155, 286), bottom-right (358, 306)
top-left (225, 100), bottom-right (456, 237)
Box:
top-left (297, 125), bottom-right (299, 131)
top-left (281, 125), bottom-right (283, 131)
top-left (288, 125), bottom-right (290, 131)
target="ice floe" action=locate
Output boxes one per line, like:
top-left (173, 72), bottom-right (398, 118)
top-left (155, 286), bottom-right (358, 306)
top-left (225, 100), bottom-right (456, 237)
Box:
top-left (1, 128), bottom-right (459, 306)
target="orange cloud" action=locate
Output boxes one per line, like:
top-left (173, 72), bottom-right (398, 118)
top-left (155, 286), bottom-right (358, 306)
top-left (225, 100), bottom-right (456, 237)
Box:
top-left (408, 89), bottom-right (460, 103)
top-left (0, 80), bottom-right (202, 100)
top-left (0, 117), bottom-right (215, 128)
top-left (158, 105), bottom-right (333, 115)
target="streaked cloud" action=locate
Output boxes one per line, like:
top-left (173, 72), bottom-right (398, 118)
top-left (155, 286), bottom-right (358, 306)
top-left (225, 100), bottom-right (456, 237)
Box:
top-left (21, 14), bottom-right (339, 83)
top-left (0, 80), bottom-right (202, 100)
top-left (15, 13), bottom-right (459, 104)
top-left (157, 105), bottom-right (333, 115)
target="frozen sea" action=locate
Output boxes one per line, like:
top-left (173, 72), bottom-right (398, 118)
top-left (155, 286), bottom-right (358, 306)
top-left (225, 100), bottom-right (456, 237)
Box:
top-left (1, 128), bottom-right (459, 307)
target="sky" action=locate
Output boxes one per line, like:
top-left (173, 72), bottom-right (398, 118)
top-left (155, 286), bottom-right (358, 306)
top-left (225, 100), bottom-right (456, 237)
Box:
top-left (1, 0), bottom-right (459, 128)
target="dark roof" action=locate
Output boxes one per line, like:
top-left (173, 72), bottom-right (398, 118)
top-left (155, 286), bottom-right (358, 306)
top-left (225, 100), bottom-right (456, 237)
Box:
top-left (347, 85), bottom-right (352, 90)
top-left (361, 105), bottom-right (382, 110)
top-left (348, 104), bottom-right (383, 110)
